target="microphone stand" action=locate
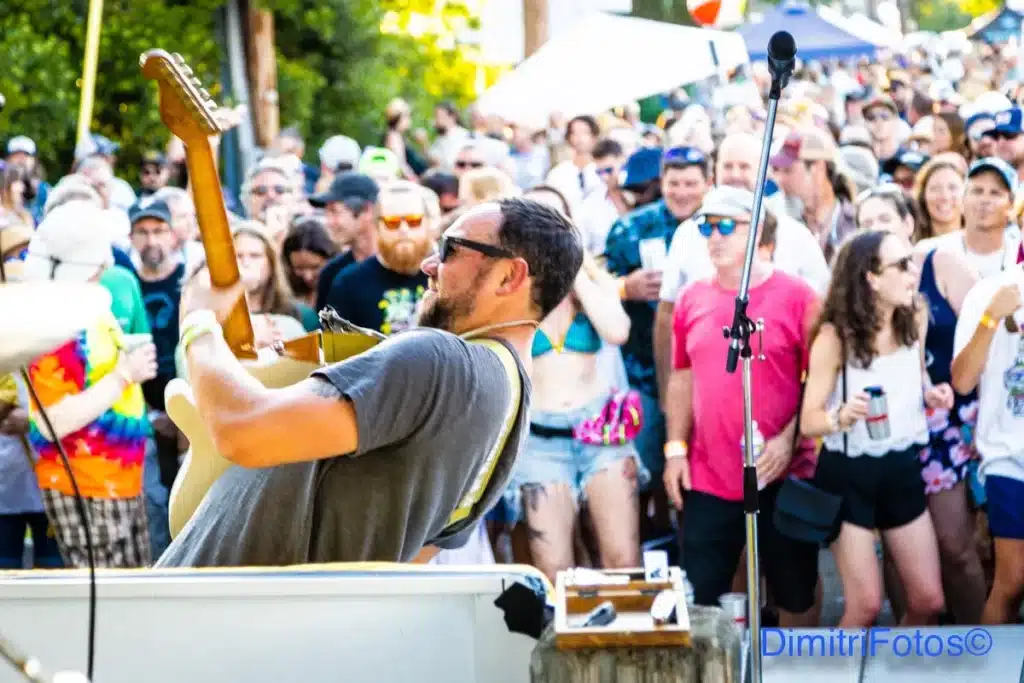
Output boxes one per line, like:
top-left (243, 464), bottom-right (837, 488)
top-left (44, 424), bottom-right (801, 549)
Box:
top-left (723, 61), bottom-right (788, 683)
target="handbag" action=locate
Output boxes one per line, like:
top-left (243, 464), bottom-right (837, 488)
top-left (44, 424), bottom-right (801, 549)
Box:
top-left (572, 389), bottom-right (644, 447)
top-left (772, 340), bottom-right (845, 545)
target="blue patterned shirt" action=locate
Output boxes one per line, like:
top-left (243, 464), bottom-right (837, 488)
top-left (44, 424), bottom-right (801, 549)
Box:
top-left (603, 200), bottom-right (682, 398)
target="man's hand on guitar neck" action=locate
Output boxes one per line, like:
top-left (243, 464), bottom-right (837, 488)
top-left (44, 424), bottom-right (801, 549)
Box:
top-left (180, 266), bottom-right (247, 327)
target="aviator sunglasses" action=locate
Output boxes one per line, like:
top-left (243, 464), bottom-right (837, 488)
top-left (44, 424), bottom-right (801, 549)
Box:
top-left (696, 216), bottom-right (745, 238)
top-left (380, 214), bottom-right (424, 230)
top-left (437, 235), bottom-right (515, 262)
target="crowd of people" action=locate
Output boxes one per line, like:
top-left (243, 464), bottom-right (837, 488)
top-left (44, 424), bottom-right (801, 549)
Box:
top-left (1, 33), bottom-right (1023, 630)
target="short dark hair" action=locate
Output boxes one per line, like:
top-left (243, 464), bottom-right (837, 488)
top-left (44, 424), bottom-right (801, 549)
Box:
top-left (592, 138), bottom-right (624, 160)
top-left (496, 197), bottom-right (583, 318)
top-left (421, 169), bottom-right (459, 198)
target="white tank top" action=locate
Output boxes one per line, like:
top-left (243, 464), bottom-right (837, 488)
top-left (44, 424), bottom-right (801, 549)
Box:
top-left (822, 344), bottom-right (929, 458)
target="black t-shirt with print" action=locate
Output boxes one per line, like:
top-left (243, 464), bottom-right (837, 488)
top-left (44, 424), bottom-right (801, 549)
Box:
top-left (315, 251), bottom-right (357, 315)
top-left (324, 257), bottom-right (428, 335)
top-left (137, 262), bottom-right (186, 410)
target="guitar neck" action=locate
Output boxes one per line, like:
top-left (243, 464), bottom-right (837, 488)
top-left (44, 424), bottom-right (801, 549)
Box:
top-left (184, 138), bottom-right (257, 358)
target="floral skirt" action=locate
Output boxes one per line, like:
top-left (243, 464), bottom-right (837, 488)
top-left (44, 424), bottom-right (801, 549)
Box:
top-left (918, 400), bottom-right (979, 495)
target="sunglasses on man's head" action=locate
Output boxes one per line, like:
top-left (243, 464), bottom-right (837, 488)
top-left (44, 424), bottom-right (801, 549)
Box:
top-left (663, 146), bottom-right (706, 166)
top-left (455, 160), bottom-right (485, 170)
top-left (380, 214), bottom-right (424, 230)
top-left (252, 184), bottom-right (290, 197)
top-left (437, 235), bottom-right (515, 262)
top-left (696, 216), bottom-right (744, 238)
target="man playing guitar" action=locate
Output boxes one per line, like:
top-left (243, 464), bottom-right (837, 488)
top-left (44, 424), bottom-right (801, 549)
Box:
top-left (156, 199), bottom-right (583, 566)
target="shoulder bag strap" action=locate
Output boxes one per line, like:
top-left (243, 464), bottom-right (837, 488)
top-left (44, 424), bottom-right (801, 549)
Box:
top-left (444, 339), bottom-right (522, 529)
top-left (841, 335), bottom-right (848, 456)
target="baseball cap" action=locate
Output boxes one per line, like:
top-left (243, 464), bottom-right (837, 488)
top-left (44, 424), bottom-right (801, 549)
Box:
top-left (968, 156), bottom-right (1018, 194)
top-left (696, 185), bottom-right (765, 224)
top-left (839, 125), bottom-right (872, 148)
top-left (141, 150), bottom-right (167, 167)
top-left (358, 146), bottom-right (400, 180)
top-left (881, 149), bottom-right (930, 176)
top-left (23, 202), bottom-right (114, 282)
top-left (319, 135), bottom-right (361, 172)
top-left (992, 108), bottom-right (1024, 135)
top-left (770, 128), bottom-right (839, 169)
top-left (840, 146), bottom-right (881, 193)
top-left (6, 136), bottom-right (36, 156)
top-left (128, 197), bottom-right (173, 226)
top-left (309, 172), bottom-right (380, 208)
top-left (966, 112), bottom-right (996, 141)
top-left (619, 147), bottom-right (663, 190)
top-left (862, 94), bottom-right (898, 116)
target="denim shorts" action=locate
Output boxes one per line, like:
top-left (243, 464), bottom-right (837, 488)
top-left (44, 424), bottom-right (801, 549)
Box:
top-left (502, 394), bottom-right (649, 525)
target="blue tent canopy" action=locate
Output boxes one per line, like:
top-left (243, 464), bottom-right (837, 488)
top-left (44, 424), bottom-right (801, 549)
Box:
top-left (739, 2), bottom-right (878, 62)
top-left (966, 6), bottom-right (1023, 44)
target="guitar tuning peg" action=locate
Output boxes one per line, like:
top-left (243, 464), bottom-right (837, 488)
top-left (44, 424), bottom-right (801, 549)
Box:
top-left (200, 88), bottom-right (211, 101)
top-left (207, 101), bottom-right (219, 110)
top-left (191, 77), bottom-right (202, 89)
top-left (172, 52), bottom-right (185, 64)
top-left (181, 66), bottom-right (194, 78)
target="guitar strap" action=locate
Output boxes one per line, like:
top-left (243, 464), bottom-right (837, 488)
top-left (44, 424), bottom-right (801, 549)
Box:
top-left (443, 338), bottom-right (522, 530)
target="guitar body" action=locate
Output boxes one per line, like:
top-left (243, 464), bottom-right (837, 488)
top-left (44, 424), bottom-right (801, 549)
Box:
top-left (166, 354), bottom-right (320, 538)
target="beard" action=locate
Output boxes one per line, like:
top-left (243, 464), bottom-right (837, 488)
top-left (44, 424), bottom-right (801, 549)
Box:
top-left (379, 238), bottom-right (432, 275)
top-left (140, 246), bottom-right (167, 271)
top-left (418, 290), bottom-right (472, 332)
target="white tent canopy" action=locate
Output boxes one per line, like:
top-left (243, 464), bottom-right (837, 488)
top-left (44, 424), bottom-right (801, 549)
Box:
top-left (474, 12), bottom-right (749, 128)
top-left (816, 7), bottom-right (902, 51)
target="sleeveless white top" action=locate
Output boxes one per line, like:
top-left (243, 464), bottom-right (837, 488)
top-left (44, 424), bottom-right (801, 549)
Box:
top-left (822, 344), bottom-right (929, 458)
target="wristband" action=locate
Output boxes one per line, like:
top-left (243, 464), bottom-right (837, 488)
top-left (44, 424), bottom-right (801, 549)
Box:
top-left (664, 440), bottom-right (688, 459)
top-left (980, 313), bottom-right (998, 330)
top-left (618, 276), bottom-right (627, 300)
top-left (180, 310), bottom-right (223, 353)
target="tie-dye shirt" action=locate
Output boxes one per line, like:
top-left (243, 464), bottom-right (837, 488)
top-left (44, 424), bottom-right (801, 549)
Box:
top-left (28, 310), bottom-right (149, 499)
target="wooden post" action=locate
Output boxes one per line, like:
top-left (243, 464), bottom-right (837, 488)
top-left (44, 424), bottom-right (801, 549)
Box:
top-left (245, 4), bottom-right (279, 148)
top-left (523, 0), bottom-right (549, 59)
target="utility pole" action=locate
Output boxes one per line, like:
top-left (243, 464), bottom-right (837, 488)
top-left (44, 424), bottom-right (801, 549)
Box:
top-left (244, 1), bottom-right (279, 148)
top-left (523, 0), bottom-right (549, 59)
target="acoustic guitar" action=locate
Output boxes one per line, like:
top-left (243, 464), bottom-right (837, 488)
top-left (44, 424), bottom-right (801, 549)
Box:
top-left (140, 50), bottom-right (381, 538)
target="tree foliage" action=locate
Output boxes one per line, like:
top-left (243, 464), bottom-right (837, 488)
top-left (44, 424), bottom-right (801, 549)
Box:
top-left (0, 0), bottom-right (479, 183)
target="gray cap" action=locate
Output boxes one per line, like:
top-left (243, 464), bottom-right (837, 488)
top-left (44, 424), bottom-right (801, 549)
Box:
top-left (697, 185), bottom-right (766, 224)
top-left (319, 135), bottom-right (361, 171)
top-left (840, 146), bottom-right (880, 194)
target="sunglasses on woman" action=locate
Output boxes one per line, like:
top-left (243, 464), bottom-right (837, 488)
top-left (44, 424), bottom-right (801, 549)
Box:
top-left (696, 216), bottom-right (745, 238)
top-left (880, 255), bottom-right (913, 273)
top-left (437, 235), bottom-right (515, 262)
top-left (380, 215), bottom-right (424, 230)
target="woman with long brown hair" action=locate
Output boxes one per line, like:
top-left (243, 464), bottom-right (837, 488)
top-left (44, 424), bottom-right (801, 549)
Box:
top-left (0, 164), bottom-right (34, 228)
top-left (232, 221), bottom-right (312, 346)
top-left (800, 230), bottom-right (951, 627)
top-left (913, 154), bottom-right (967, 242)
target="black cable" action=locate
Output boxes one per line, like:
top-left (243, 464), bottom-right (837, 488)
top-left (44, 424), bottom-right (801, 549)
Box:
top-left (0, 260), bottom-right (96, 681)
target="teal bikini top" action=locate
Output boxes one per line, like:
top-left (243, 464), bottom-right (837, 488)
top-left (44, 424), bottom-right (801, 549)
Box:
top-left (532, 312), bottom-right (602, 357)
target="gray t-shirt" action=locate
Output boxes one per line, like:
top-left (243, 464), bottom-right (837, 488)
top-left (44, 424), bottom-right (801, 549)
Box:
top-left (156, 329), bottom-right (531, 567)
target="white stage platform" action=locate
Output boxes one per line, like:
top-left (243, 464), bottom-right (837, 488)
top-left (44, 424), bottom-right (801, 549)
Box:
top-left (0, 565), bottom-right (546, 683)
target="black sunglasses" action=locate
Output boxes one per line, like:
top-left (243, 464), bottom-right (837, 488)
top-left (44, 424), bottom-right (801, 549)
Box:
top-left (880, 255), bottom-right (913, 273)
top-left (438, 235), bottom-right (515, 262)
top-left (455, 160), bottom-right (485, 170)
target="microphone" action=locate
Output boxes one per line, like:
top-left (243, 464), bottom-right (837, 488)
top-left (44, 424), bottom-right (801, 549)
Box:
top-left (766, 31), bottom-right (797, 98)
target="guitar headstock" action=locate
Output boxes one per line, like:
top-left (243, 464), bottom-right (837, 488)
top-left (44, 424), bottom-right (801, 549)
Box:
top-left (140, 49), bottom-right (223, 145)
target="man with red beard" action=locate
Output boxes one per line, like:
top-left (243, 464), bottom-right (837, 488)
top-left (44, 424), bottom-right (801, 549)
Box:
top-left (324, 181), bottom-right (431, 334)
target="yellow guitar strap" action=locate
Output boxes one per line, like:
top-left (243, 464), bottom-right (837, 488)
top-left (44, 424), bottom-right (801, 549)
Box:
top-left (444, 339), bottom-right (522, 529)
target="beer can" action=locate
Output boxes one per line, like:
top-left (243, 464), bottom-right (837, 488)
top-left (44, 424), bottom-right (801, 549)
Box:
top-left (864, 386), bottom-right (890, 440)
